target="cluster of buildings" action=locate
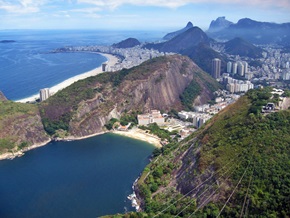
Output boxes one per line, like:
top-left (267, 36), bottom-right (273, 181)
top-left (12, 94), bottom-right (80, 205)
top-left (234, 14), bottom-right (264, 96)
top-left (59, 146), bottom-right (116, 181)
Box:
top-left (258, 47), bottom-right (290, 81)
top-left (177, 111), bottom-right (212, 128)
top-left (226, 61), bottom-right (251, 78)
top-left (55, 45), bottom-right (172, 72)
top-left (222, 74), bottom-right (254, 93)
top-left (221, 46), bottom-right (290, 85)
top-left (211, 58), bottom-right (254, 93)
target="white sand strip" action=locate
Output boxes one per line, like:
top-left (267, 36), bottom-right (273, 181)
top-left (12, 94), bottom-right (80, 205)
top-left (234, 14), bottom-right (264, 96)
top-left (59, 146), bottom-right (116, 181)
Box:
top-left (112, 128), bottom-right (162, 148)
top-left (15, 53), bottom-right (119, 103)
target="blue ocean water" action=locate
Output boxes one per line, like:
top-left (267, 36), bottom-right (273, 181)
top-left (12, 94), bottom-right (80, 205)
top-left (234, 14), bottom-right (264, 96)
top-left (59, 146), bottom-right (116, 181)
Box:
top-left (0, 30), bottom-right (164, 100)
top-left (0, 133), bottom-right (155, 217)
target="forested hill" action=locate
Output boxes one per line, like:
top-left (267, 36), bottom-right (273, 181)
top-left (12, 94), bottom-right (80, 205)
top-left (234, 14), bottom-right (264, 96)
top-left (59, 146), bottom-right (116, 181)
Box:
top-left (112, 87), bottom-right (290, 217)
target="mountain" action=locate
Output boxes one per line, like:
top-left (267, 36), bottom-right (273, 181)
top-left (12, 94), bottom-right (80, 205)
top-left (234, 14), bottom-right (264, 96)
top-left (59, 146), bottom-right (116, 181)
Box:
top-left (145, 27), bottom-right (226, 74)
top-left (39, 55), bottom-right (219, 138)
top-left (208, 18), bottom-right (290, 45)
top-left (112, 38), bottom-right (141, 48)
top-left (128, 87), bottom-right (290, 217)
top-left (163, 22), bottom-right (194, 40)
top-left (184, 42), bottom-right (227, 75)
top-left (224, 37), bottom-right (264, 58)
top-left (1, 55), bottom-right (219, 156)
top-left (147, 27), bottom-right (210, 53)
top-left (207, 16), bottom-right (233, 33)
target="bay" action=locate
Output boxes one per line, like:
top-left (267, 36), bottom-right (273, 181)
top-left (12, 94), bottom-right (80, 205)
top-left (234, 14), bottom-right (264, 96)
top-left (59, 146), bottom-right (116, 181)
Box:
top-left (0, 133), bottom-right (155, 217)
top-left (0, 30), bottom-right (164, 100)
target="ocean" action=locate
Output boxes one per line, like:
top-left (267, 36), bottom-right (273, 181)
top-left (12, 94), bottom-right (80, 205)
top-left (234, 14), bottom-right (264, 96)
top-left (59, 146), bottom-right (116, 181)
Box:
top-left (0, 133), bottom-right (155, 217)
top-left (0, 29), bottom-right (164, 100)
top-left (0, 30), bottom-right (164, 216)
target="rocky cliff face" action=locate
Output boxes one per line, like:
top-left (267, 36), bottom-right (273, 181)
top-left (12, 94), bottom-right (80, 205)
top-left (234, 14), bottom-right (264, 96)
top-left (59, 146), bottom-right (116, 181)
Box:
top-left (0, 91), bottom-right (7, 101)
top-left (0, 101), bottom-right (50, 155)
top-left (69, 55), bottom-right (215, 137)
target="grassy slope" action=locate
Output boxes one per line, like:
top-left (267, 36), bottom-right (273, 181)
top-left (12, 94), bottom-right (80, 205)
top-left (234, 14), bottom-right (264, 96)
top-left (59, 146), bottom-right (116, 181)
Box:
top-left (112, 88), bottom-right (290, 217)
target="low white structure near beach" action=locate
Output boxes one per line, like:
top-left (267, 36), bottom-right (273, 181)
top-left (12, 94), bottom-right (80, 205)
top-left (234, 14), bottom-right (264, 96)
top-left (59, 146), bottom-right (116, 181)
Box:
top-left (137, 110), bottom-right (165, 125)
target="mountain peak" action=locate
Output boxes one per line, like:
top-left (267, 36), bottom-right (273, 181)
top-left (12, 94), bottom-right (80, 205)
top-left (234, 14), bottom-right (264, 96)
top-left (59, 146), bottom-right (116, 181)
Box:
top-left (186, 22), bottom-right (193, 28)
top-left (163, 21), bottom-right (194, 40)
top-left (208, 16), bottom-right (233, 32)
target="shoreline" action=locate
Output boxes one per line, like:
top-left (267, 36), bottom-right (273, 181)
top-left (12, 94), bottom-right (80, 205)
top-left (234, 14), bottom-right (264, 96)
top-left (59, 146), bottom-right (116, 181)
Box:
top-left (15, 52), bottom-right (119, 103)
top-left (0, 139), bottom-right (52, 161)
top-left (112, 128), bottom-right (162, 148)
top-left (0, 128), bottom-right (162, 161)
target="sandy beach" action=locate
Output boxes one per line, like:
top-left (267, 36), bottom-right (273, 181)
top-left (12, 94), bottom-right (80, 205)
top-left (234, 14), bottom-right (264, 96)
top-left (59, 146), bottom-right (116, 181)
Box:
top-left (16, 53), bottom-right (119, 103)
top-left (112, 128), bottom-right (162, 148)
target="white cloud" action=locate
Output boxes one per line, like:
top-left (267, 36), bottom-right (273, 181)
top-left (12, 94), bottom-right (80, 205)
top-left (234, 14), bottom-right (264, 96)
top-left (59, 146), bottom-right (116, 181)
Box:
top-left (77, 0), bottom-right (290, 9)
top-left (0, 0), bottom-right (45, 14)
top-left (70, 7), bottom-right (101, 13)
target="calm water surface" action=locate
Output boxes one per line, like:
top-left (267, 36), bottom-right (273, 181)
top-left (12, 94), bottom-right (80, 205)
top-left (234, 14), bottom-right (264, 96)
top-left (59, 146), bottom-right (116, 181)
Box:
top-left (0, 133), bottom-right (155, 217)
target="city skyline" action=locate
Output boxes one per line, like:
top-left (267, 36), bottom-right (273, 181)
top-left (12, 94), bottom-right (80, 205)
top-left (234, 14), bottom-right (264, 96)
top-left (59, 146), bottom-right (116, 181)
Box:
top-left (0, 0), bottom-right (290, 30)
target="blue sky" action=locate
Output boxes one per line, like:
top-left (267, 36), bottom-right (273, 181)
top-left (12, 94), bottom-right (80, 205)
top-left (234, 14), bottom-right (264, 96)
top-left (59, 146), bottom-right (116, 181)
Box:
top-left (1, 0), bottom-right (290, 30)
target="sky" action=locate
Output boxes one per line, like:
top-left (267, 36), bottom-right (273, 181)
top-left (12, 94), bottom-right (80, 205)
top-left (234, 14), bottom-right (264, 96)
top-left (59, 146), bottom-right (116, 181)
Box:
top-left (0, 0), bottom-right (290, 31)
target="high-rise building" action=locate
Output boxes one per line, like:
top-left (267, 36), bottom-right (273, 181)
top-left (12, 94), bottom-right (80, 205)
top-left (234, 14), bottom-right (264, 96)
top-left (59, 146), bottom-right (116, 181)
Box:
top-left (40, 88), bottom-right (50, 102)
top-left (237, 62), bottom-right (245, 76)
top-left (243, 61), bottom-right (248, 75)
top-left (102, 63), bottom-right (107, 72)
top-left (232, 62), bottom-right (238, 75)
top-left (227, 61), bottom-right (232, 74)
top-left (212, 58), bottom-right (221, 79)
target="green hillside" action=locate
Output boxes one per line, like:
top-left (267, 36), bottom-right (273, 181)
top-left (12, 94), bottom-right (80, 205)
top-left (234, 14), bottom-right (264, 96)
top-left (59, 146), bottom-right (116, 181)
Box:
top-left (110, 87), bottom-right (290, 217)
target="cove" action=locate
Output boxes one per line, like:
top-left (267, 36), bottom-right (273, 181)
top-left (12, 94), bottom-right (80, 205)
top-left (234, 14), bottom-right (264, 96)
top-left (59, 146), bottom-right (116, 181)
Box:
top-left (0, 133), bottom-right (155, 217)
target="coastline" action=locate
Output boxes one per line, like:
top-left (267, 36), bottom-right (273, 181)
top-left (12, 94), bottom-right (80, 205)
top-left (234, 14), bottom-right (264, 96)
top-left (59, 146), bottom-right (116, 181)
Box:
top-left (112, 128), bottom-right (162, 148)
top-left (0, 139), bottom-right (52, 161)
top-left (15, 53), bottom-right (119, 103)
top-left (0, 127), bottom-right (162, 161)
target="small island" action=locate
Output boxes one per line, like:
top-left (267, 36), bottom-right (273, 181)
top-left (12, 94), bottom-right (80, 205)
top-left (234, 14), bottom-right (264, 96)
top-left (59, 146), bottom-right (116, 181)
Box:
top-left (0, 40), bottom-right (16, 43)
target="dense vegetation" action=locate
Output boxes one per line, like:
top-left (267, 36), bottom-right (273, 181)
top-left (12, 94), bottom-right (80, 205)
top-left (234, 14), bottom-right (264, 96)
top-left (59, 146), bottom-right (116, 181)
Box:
top-left (107, 88), bottom-right (290, 217)
top-left (39, 78), bottom-right (98, 135)
top-left (180, 79), bottom-right (201, 111)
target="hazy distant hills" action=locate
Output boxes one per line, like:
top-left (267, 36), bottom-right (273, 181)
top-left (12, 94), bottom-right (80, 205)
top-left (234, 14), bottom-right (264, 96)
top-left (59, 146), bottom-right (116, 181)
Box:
top-left (112, 38), bottom-right (141, 48)
top-left (224, 37), bottom-right (264, 58)
top-left (163, 22), bottom-right (194, 40)
top-left (207, 16), bottom-right (233, 33)
top-left (208, 17), bottom-right (290, 45)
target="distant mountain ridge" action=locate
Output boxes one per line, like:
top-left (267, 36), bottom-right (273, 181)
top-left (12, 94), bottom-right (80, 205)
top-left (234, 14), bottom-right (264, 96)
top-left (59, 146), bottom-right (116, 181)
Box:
top-left (147, 27), bottom-right (210, 53)
top-left (224, 37), bottom-right (264, 58)
top-left (145, 26), bottom-right (225, 74)
top-left (208, 17), bottom-right (290, 45)
top-left (112, 38), bottom-right (141, 48)
top-left (163, 22), bottom-right (194, 40)
top-left (207, 16), bottom-right (233, 33)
